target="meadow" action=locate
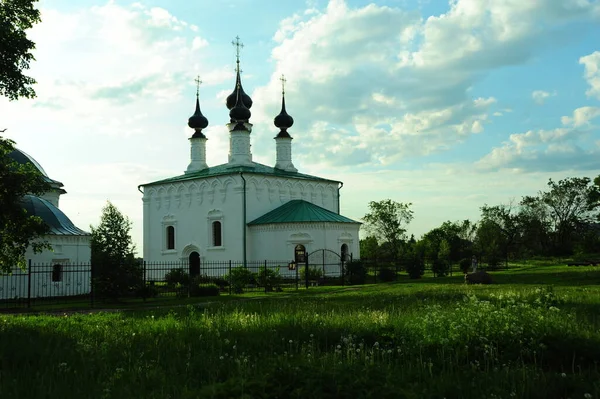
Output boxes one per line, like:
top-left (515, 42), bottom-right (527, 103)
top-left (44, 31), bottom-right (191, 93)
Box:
top-left (1, 263), bottom-right (600, 399)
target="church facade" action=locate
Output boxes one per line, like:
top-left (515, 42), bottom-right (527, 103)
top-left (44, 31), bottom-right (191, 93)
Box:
top-left (139, 56), bottom-right (360, 275)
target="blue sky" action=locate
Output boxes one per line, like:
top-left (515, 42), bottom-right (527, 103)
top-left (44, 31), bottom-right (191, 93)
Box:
top-left (1, 0), bottom-right (600, 255)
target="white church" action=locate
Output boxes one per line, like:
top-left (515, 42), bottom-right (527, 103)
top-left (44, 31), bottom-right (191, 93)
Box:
top-left (138, 50), bottom-right (361, 276)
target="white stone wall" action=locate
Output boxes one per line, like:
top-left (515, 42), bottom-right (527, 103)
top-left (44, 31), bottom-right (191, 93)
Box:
top-left (0, 235), bottom-right (91, 300)
top-left (248, 222), bottom-right (360, 277)
top-left (142, 173), bottom-right (343, 265)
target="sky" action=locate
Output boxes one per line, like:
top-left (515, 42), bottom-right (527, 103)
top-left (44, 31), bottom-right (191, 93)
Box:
top-left (2, 0), bottom-right (600, 256)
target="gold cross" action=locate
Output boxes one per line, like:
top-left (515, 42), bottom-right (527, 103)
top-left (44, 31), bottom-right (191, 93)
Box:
top-left (232, 36), bottom-right (244, 63)
top-left (194, 75), bottom-right (202, 97)
top-left (280, 74), bottom-right (287, 95)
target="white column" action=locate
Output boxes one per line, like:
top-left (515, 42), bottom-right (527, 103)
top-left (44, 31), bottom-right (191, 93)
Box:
top-left (275, 137), bottom-right (297, 172)
top-left (186, 137), bottom-right (208, 174)
top-left (227, 122), bottom-right (253, 166)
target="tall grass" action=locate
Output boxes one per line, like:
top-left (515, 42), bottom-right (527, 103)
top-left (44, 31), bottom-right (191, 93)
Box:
top-left (1, 265), bottom-right (600, 398)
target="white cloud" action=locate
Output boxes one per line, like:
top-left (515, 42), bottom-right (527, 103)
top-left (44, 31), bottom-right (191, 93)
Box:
top-left (531, 90), bottom-right (556, 105)
top-left (561, 106), bottom-right (600, 127)
top-left (246, 0), bottom-right (599, 169)
top-left (580, 51), bottom-right (600, 100)
top-left (477, 106), bottom-right (600, 172)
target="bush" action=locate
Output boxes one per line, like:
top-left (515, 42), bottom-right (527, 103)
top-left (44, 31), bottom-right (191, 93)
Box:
top-left (189, 282), bottom-right (220, 297)
top-left (135, 284), bottom-right (159, 299)
top-left (431, 258), bottom-right (449, 277)
top-left (164, 268), bottom-right (190, 287)
top-left (459, 258), bottom-right (471, 274)
top-left (225, 267), bottom-right (255, 294)
top-left (378, 266), bottom-right (396, 282)
top-left (345, 260), bottom-right (367, 285)
top-left (257, 267), bottom-right (282, 291)
top-left (405, 256), bottom-right (424, 279)
top-left (486, 254), bottom-right (503, 270)
top-left (300, 266), bottom-right (323, 281)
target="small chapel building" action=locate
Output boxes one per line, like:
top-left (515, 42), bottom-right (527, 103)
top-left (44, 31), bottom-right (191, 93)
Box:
top-left (0, 148), bottom-right (91, 300)
top-left (138, 54), bottom-right (361, 275)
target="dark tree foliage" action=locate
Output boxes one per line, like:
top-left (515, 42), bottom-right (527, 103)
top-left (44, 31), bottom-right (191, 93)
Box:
top-left (0, 0), bottom-right (40, 100)
top-left (0, 137), bottom-right (50, 272)
top-left (91, 201), bottom-right (142, 300)
top-left (362, 199), bottom-right (413, 260)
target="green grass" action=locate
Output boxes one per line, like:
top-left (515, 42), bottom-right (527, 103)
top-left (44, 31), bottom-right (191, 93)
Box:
top-left (1, 264), bottom-right (600, 398)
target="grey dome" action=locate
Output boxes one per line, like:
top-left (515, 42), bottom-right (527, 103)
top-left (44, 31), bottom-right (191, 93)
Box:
top-left (21, 195), bottom-right (89, 236)
top-left (8, 148), bottom-right (66, 192)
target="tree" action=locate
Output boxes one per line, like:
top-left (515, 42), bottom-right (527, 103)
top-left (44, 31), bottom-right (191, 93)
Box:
top-left (0, 1), bottom-right (44, 272)
top-left (90, 201), bottom-right (142, 300)
top-left (0, 0), bottom-right (41, 100)
top-left (0, 138), bottom-right (50, 272)
top-left (539, 177), bottom-right (600, 255)
top-left (479, 203), bottom-right (521, 264)
top-left (359, 236), bottom-right (379, 259)
top-left (362, 199), bottom-right (413, 260)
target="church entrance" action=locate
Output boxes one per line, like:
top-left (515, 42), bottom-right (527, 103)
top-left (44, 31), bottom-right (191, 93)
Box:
top-left (189, 252), bottom-right (200, 278)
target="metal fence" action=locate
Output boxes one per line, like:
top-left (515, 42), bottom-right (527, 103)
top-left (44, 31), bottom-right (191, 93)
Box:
top-left (0, 257), bottom-right (474, 311)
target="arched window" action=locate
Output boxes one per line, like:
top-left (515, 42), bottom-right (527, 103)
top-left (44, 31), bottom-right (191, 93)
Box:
top-left (166, 226), bottom-right (175, 250)
top-left (52, 264), bottom-right (62, 282)
top-left (212, 221), bottom-right (222, 247)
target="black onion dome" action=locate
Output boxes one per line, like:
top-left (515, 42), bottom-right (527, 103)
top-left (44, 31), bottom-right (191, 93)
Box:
top-left (274, 96), bottom-right (294, 130)
top-left (188, 97), bottom-right (209, 130)
top-left (229, 86), bottom-right (251, 122)
top-left (226, 71), bottom-right (253, 110)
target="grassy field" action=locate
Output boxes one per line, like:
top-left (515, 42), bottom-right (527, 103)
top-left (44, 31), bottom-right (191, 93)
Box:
top-left (1, 263), bottom-right (600, 398)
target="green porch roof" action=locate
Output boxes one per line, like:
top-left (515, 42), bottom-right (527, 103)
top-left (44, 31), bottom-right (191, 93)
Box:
top-left (248, 200), bottom-right (360, 226)
top-left (139, 162), bottom-right (339, 188)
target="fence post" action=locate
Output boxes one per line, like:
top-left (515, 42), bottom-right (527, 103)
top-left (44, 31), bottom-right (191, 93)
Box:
top-left (143, 260), bottom-right (147, 302)
top-left (90, 261), bottom-right (94, 308)
top-left (264, 260), bottom-right (268, 293)
top-left (228, 260), bottom-right (232, 295)
top-left (27, 259), bottom-right (32, 309)
top-left (295, 261), bottom-right (299, 290)
top-left (305, 257), bottom-right (309, 289)
top-left (341, 259), bottom-right (345, 287)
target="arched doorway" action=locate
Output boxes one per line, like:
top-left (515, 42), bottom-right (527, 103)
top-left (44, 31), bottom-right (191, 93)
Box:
top-left (341, 244), bottom-right (349, 262)
top-left (189, 252), bottom-right (200, 278)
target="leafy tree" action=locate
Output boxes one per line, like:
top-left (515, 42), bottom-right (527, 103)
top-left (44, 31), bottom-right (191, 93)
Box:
top-left (0, 1), bottom-right (45, 272)
top-left (90, 201), bottom-right (141, 300)
top-left (359, 236), bottom-right (379, 259)
top-left (540, 177), bottom-right (600, 255)
top-left (0, 0), bottom-right (41, 100)
top-left (362, 199), bottom-right (413, 260)
top-left (0, 138), bottom-right (50, 272)
top-left (480, 203), bottom-right (521, 265)
top-left (474, 219), bottom-right (504, 267)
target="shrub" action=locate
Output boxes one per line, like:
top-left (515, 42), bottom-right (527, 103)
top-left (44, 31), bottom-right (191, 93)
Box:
top-left (486, 254), bottom-right (502, 270)
top-left (225, 267), bottom-right (255, 294)
top-left (189, 282), bottom-right (220, 297)
top-left (164, 268), bottom-right (190, 287)
top-left (431, 258), bottom-right (449, 277)
top-left (345, 260), bottom-right (367, 285)
top-left (256, 267), bottom-right (281, 291)
top-left (135, 284), bottom-right (159, 299)
top-left (378, 266), bottom-right (396, 282)
top-left (405, 255), bottom-right (424, 279)
top-left (459, 258), bottom-right (471, 274)
top-left (300, 266), bottom-right (323, 281)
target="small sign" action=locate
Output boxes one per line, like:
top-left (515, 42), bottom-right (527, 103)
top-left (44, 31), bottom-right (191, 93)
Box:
top-left (294, 245), bottom-right (306, 263)
top-left (288, 262), bottom-right (296, 271)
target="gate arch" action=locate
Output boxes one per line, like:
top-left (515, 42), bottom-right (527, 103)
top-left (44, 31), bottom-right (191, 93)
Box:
top-left (307, 249), bottom-right (343, 278)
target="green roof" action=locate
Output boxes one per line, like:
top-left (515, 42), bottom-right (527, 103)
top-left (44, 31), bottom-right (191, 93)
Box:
top-left (248, 200), bottom-right (360, 226)
top-left (140, 162), bottom-right (339, 188)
